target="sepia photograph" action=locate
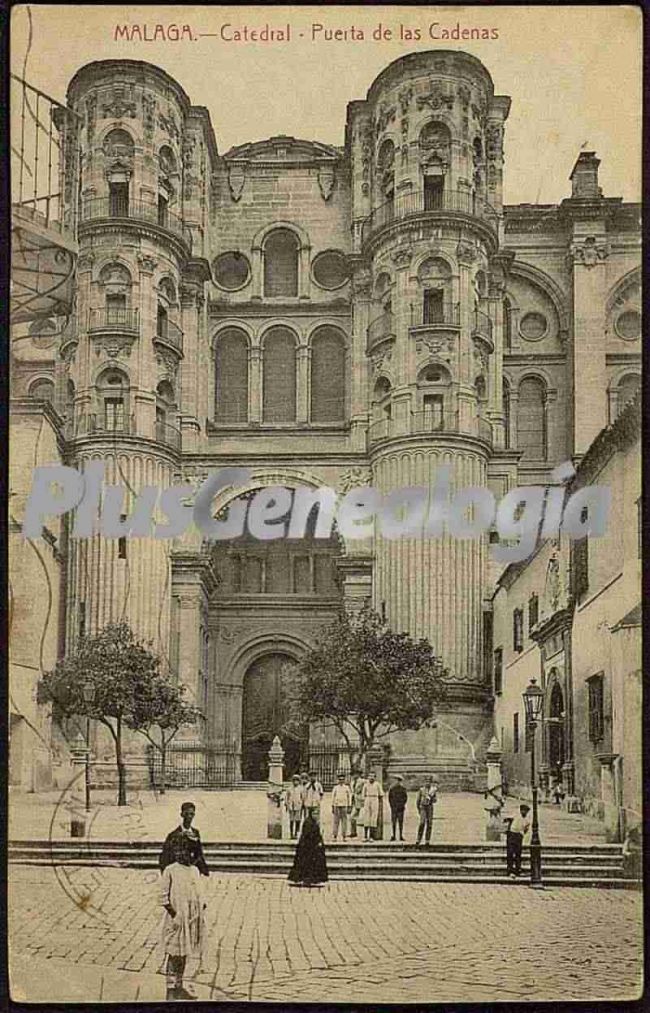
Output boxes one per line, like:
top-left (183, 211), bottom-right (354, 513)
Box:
top-left (8, 3), bottom-right (643, 1004)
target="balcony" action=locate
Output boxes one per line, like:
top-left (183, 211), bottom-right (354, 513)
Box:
top-left (362, 188), bottom-right (499, 246)
top-left (80, 197), bottom-right (191, 249)
top-left (154, 318), bottom-right (184, 355)
top-left (367, 311), bottom-right (395, 352)
top-left (68, 412), bottom-right (135, 439)
top-left (368, 410), bottom-right (493, 445)
top-left (410, 302), bottom-right (461, 330)
top-left (472, 308), bottom-right (493, 343)
top-left (155, 422), bottom-right (182, 451)
top-left (88, 307), bottom-right (140, 335)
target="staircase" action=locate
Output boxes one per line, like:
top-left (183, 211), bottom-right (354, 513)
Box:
top-left (8, 839), bottom-right (635, 888)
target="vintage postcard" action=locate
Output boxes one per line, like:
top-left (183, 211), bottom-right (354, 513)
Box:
top-left (8, 3), bottom-right (643, 1004)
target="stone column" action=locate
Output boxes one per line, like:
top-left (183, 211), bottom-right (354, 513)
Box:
top-left (569, 232), bottom-right (609, 455)
top-left (484, 735), bottom-right (504, 840)
top-left (136, 253), bottom-right (158, 438)
top-left (296, 344), bottom-right (310, 423)
top-left (267, 736), bottom-right (285, 839)
top-left (298, 245), bottom-right (311, 300)
top-left (180, 282), bottom-right (201, 449)
top-left (456, 240), bottom-right (477, 431)
top-left (68, 733), bottom-right (88, 837)
top-left (350, 264), bottom-right (372, 451)
top-left (251, 245), bottom-right (262, 301)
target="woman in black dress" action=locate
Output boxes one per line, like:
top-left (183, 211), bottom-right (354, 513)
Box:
top-left (288, 814), bottom-right (328, 886)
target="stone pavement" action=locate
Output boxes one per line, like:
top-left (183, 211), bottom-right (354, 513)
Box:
top-left (9, 787), bottom-right (609, 844)
top-left (9, 867), bottom-right (643, 1003)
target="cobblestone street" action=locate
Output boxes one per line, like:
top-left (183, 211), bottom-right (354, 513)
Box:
top-left (9, 867), bottom-right (643, 1003)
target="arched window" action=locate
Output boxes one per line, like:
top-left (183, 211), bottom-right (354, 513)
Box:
top-left (310, 327), bottom-right (346, 423)
top-left (99, 263), bottom-right (132, 327)
top-left (103, 130), bottom-right (134, 216)
top-left (416, 364), bottom-right (451, 431)
top-left (28, 378), bottom-right (55, 403)
top-left (97, 368), bottom-right (128, 432)
top-left (517, 376), bottom-right (546, 461)
top-left (214, 328), bottom-right (249, 423)
top-left (377, 139), bottom-right (395, 206)
top-left (503, 378), bottom-right (511, 449)
top-left (156, 380), bottom-right (175, 439)
top-left (616, 373), bottom-right (641, 417)
top-left (263, 229), bottom-right (299, 298)
top-left (263, 328), bottom-right (297, 422)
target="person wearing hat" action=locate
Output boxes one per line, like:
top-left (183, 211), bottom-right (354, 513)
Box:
top-left (330, 772), bottom-right (352, 840)
top-left (285, 774), bottom-right (305, 839)
top-left (505, 803), bottom-right (531, 877)
top-left (388, 775), bottom-right (408, 841)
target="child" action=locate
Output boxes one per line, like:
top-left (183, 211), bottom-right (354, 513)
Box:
top-left (160, 837), bottom-right (206, 1000)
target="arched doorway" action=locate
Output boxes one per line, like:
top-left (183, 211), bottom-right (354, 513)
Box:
top-left (241, 652), bottom-right (307, 781)
top-left (547, 681), bottom-right (565, 776)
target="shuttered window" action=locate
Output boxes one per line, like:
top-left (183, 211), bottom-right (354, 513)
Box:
top-left (263, 328), bottom-right (296, 422)
top-left (264, 229), bottom-right (299, 297)
top-left (310, 327), bottom-right (346, 423)
top-left (215, 329), bottom-right (248, 423)
top-left (517, 377), bottom-right (546, 460)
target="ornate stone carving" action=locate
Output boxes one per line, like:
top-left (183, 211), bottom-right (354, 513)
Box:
top-left (569, 236), bottom-right (609, 268)
top-left (401, 144), bottom-right (409, 165)
top-left (137, 253), bottom-right (157, 273)
top-left (472, 343), bottom-right (489, 374)
top-left (227, 164), bottom-right (246, 202)
top-left (398, 85), bottom-right (413, 115)
top-left (86, 93), bottom-right (97, 145)
top-left (456, 240), bottom-right (477, 266)
top-left (371, 347), bottom-right (392, 374)
top-left (338, 467), bottom-right (372, 493)
top-left (374, 101), bottom-right (396, 135)
top-left (159, 109), bottom-right (180, 141)
top-left (415, 334), bottom-right (454, 361)
top-left (101, 87), bottom-right (136, 119)
top-left (142, 93), bottom-right (156, 140)
top-left (457, 83), bottom-right (471, 110)
top-left (485, 123), bottom-right (503, 159)
top-left (180, 282), bottom-right (200, 305)
top-left (390, 244), bottom-right (412, 268)
top-left (416, 82), bottom-right (454, 113)
top-left (351, 269), bottom-right (372, 298)
top-left (156, 350), bottom-right (180, 379)
top-left (318, 165), bottom-right (335, 201)
top-left (401, 116), bottom-right (409, 138)
top-left (77, 252), bottom-right (95, 272)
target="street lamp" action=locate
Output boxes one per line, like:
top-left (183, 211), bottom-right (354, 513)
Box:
top-left (82, 680), bottom-right (95, 812)
top-left (522, 677), bottom-right (545, 887)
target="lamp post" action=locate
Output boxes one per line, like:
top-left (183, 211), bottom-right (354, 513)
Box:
top-left (522, 677), bottom-right (545, 887)
top-left (82, 680), bottom-right (95, 812)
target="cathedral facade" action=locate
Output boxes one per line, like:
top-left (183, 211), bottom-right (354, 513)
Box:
top-left (10, 50), bottom-right (641, 789)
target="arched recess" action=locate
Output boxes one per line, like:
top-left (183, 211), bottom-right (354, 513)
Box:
top-left (605, 266), bottom-right (641, 317)
top-left (97, 262), bottom-right (133, 327)
top-left (214, 326), bottom-right (250, 423)
top-left (28, 376), bottom-right (55, 402)
top-left (96, 365), bottom-right (130, 432)
top-left (545, 670), bottom-right (566, 778)
top-left (418, 121), bottom-right (452, 208)
top-left (415, 363), bottom-right (452, 429)
top-left (416, 256), bottom-right (454, 325)
top-left (309, 325), bottom-right (347, 423)
top-left (376, 138), bottom-right (395, 205)
top-left (262, 326), bottom-right (297, 422)
top-left (508, 262), bottom-right (570, 343)
top-left (608, 371), bottom-right (641, 423)
top-left (263, 228), bottom-right (300, 298)
top-left (516, 374), bottom-right (547, 461)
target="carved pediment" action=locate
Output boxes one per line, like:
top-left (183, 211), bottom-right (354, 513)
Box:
top-left (225, 136), bottom-right (340, 165)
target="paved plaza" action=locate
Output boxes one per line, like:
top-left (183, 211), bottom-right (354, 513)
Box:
top-left (9, 865), bottom-right (643, 1004)
top-left (9, 787), bottom-right (610, 845)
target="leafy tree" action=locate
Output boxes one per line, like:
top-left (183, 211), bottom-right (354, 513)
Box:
top-left (283, 606), bottom-right (448, 773)
top-left (39, 622), bottom-right (163, 805)
top-left (127, 676), bottom-right (202, 794)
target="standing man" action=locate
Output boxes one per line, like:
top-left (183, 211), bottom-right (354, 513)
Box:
top-left (159, 801), bottom-right (210, 877)
top-left (361, 771), bottom-right (383, 842)
top-left (331, 772), bottom-right (352, 841)
top-left (285, 773), bottom-right (305, 839)
top-left (388, 774), bottom-right (408, 842)
top-left (303, 770), bottom-right (324, 823)
top-left (415, 776), bottom-right (438, 847)
top-left (506, 803), bottom-right (531, 877)
top-left (349, 769), bottom-right (365, 838)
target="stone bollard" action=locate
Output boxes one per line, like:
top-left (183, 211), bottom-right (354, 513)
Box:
top-left (267, 736), bottom-right (285, 840)
top-left (68, 733), bottom-right (88, 838)
top-left (484, 736), bottom-right (505, 842)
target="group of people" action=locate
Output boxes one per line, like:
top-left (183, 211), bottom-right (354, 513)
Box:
top-left (284, 770), bottom-right (441, 846)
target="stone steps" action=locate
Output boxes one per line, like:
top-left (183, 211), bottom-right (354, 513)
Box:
top-left (8, 838), bottom-right (632, 887)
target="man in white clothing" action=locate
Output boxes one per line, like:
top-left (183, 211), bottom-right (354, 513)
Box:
top-left (361, 772), bottom-right (383, 841)
top-left (331, 773), bottom-right (352, 840)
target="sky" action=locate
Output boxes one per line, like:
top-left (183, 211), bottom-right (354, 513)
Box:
top-left (11, 4), bottom-right (642, 205)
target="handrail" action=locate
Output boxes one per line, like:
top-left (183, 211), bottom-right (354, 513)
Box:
top-left (410, 302), bottom-right (461, 328)
top-left (367, 311), bottom-right (395, 347)
top-left (154, 422), bottom-right (182, 450)
top-left (88, 307), bottom-right (139, 333)
top-left (155, 317), bottom-right (184, 352)
top-left (80, 197), bottom-right (190, 246)
top-left (362, 188), bottom-right (498, 244)
top-left (472, 307), bottom-right (493, 340)
top-left (369, 410), bottom-right (492, 445)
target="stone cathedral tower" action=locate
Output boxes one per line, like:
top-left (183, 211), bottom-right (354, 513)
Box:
top-left (347, 52), bottom-right (514, 762)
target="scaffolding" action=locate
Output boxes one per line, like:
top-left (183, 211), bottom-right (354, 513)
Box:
top-left (11, 73), bottom-right (80, 323)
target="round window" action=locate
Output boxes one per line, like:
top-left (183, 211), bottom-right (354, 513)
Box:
top-left (519, 311), bottom-right (547, 341)
top-left (615, 309), bottom-right (641, 340)
top-left (212, 252), bottom-right (251, 291)
top-left (29, 318), bottom-right (58, 349)
top-left (312, 251), bottom-right (350, 290)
